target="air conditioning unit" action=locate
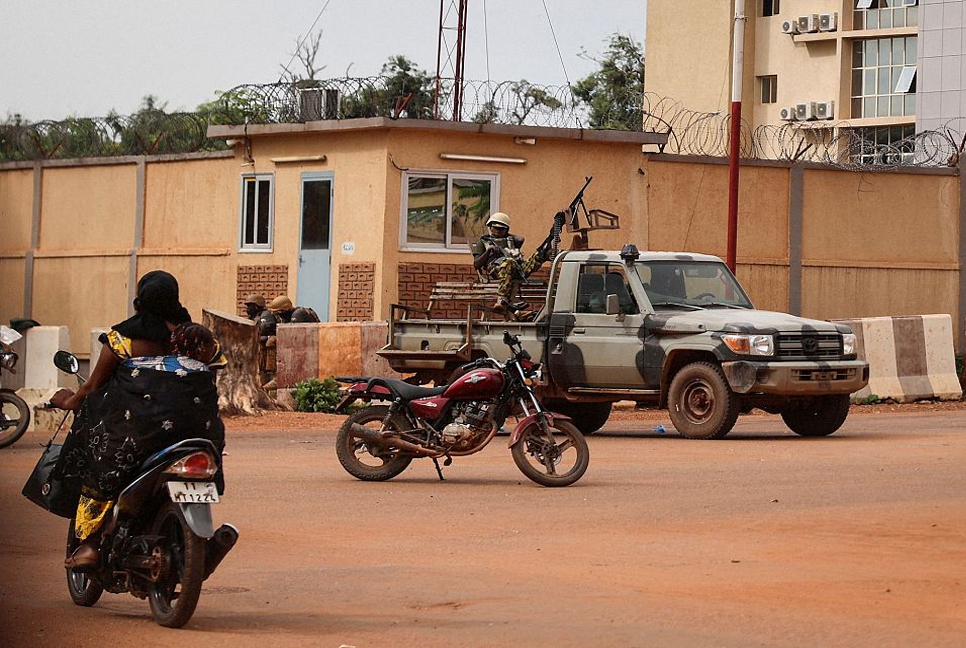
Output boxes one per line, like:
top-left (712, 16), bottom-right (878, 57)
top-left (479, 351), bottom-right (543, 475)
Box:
top-left (781, 19), bottom-right (799, 35)
top-left (797, 14), bottom-right (820, 33)
top-left (299, 87), bottom-right (341, 122)
top-left (796, 101), bottom-right (818, 121)
top-left (819, 12), bottom-right (838, 32)
top-left (815, 100), bottom-right (835, 120)
top-left (780, 106), bottom-right (798, 121)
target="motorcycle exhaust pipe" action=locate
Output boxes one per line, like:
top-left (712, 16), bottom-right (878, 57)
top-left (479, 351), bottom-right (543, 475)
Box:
top-left (349, 423), bottom-right (437, 457)
top-left (204, 523), bottom-right (239, 579)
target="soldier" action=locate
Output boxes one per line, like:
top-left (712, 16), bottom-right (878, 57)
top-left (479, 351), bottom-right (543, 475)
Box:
top-left (268, 295), bottom-right (320, 323)
top-left (471, 211), bottom-right (564, 312)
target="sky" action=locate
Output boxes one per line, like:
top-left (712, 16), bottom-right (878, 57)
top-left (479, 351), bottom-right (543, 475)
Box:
top-left (1, 1), bottom-right (646, 121)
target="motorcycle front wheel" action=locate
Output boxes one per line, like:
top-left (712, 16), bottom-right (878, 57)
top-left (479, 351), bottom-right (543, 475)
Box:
top-left (336, 406), bottom-right (414, 481)
top-left (0, 391), bottom-right (30, 449)
top-left (148, 501), bottom-right (205, 628)
top-left (511, 419), bottom-right (589, 487)
top-left (65, 519), bottom-right (104, 607)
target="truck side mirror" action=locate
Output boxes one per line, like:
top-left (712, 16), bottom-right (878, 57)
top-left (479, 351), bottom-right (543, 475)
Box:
top-left (605, 294), bottom-right (621, 317)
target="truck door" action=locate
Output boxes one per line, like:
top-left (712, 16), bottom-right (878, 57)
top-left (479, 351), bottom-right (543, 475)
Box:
top-left (550, 264), bottom-right (647, 388)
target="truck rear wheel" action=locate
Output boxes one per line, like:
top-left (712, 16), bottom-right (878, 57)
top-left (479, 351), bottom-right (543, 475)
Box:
top-left (667, 362), bottom-right (739, 440)
top-left (543, 400), bottom-right (611, 435)
top-left (781, 394), bottom-right (850, 436)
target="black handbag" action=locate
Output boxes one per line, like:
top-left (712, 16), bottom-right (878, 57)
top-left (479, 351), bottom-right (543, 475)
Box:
top-left (21, 414), bottom-right (79, 518)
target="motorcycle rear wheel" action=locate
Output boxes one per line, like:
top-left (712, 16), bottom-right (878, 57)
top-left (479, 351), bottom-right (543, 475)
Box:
top-left (336, 406), bottom-right (414, 481)
top-left (511, 419), bottom-right (589, 487)
top-left (0, 391), bottom-right (30, 449)
top-left (148, 501), bottom-right (205, 628)
top-left (65, 519), bottom-right (104, 607)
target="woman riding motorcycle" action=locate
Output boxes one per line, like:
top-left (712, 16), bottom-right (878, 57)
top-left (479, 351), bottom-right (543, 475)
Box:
top-left (50, 270), bottom-right (226, 568)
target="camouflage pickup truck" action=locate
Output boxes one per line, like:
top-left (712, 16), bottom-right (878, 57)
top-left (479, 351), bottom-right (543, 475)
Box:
top-left (379, 246), bottom-right (869, 439)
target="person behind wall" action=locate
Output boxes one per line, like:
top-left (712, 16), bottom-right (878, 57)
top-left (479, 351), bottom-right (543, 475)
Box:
top-left (471, 211), bottom-right (564, 312)
top-left (268, 295), bottom-right (320, 324)
top-left (245, 294), bottom-right (277, 385)
top-left (49, 270), bottom-right (227, 569)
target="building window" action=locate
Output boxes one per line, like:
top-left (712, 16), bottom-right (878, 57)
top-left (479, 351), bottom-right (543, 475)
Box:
top-left (852, 124), bottom-right (916, 165)
top-left (854, 0), bottom-right (918, 30)
top-left (759, 76), bottom-right (778, 104)
top-left (851, 37), bottom-right (917, 118)
top-left (240, 174), bottom-right (274, 251)
top-left (762, 0), bottom-right (780, 17)
top-left (402, 172), bottom-right (499, 250)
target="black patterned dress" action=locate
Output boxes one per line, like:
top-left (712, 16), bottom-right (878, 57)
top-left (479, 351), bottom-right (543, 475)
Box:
top-left (58, 330), bottom-right (226, 539)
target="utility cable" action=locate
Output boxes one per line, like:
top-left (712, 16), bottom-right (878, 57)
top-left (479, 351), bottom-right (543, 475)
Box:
top-left (541, 0), bottom-right (571, 87)
top-left (278, 0), bottom-right (335, 83)
top-left (483, 0), bottom-right (491, 85)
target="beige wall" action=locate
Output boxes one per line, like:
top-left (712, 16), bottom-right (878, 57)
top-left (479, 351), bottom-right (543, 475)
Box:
top-left (0, 168), bottom-right (33, 251)
top-left (41, 165), bottom-right (137, 250)
top-left (645, 0), bottom-right (735, 113)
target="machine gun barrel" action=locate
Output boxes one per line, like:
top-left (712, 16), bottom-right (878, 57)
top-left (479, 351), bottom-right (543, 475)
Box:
top-left (568, 176), bottom-right (593, 214)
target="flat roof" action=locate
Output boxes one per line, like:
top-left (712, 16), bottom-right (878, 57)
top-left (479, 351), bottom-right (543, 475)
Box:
top-left (207, 117), bottom-right (669, 147)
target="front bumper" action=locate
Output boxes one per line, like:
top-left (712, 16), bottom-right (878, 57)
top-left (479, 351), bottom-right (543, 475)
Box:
top-left (722, 359), bottom-right (869, 395)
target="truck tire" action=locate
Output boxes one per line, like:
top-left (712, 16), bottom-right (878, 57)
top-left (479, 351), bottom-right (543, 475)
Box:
top-left (667, 362), bottom-right (740, 440)
top-left (780, 394), bottom-right (850, 437)
top-left (543, 400), bottom-right (611, 436)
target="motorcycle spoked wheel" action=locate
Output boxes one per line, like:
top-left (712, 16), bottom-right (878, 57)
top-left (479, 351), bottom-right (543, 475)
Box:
top-left (0, 391), bottom-right (30, 449)
top-left (511, 419), bottom-right (589, 487)
top-left (147, 501), bottom-right (205, 628)
top-left (65, 519), bottom-right (104, 607)
top-left (336, 405), bottom-right (414, 481)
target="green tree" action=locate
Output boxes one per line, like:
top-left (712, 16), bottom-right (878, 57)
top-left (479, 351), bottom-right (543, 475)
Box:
top-left (510, 81), bottom-right (563, 125)
top-left (572, 34), bottom-right (645, 130)
top-left (341, 55), bottom-right (435, 119)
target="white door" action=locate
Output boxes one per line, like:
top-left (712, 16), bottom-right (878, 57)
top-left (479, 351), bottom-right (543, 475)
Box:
top-left (297, 172), bottom-right (333, 321)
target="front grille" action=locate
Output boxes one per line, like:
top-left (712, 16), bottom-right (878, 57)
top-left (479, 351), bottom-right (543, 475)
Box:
top-left (776, 332), bottom-right (842, 360)
top-left (793, 368), bottom-right (856, 382)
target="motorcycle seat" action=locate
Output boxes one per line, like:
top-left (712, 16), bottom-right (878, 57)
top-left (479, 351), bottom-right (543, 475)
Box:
top-left (364, 377), bottom-right (447, 401)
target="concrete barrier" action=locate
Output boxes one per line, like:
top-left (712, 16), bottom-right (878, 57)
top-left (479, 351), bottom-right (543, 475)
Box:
top-left (23, 326), bottom-right (73, 390)
top-left (835, 314), bottom-right (962, 403)
top-left (275, 321), bottom-right (398, 390)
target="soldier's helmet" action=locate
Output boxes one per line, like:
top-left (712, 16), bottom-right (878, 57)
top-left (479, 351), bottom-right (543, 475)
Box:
top-left (486, 212), bottom-right (511, 229)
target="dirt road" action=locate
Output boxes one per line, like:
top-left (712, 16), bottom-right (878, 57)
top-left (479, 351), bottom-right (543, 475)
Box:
top-left (1, 407), bottom-right (964, 647)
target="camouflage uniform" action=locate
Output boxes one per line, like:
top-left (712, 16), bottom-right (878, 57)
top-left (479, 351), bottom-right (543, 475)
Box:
top-left (471, 234), bottom-right (550, 301)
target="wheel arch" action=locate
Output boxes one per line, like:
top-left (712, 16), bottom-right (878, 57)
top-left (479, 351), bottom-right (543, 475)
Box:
top-left (660, 348), bottom-right (721, 408)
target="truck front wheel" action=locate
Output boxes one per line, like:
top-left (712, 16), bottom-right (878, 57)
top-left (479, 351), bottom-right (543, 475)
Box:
top-left (780, 394), bottom-right (850, 436)
top-left (667, 362), bottom-right (740, 440)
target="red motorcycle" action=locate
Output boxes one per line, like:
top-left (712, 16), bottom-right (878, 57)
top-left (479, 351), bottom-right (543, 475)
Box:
top-left (334, 332), bottom-right (589, 487)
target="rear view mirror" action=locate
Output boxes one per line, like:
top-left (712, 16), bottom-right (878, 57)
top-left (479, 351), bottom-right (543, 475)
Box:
top-left (53, 350), bottom-right (80, 375)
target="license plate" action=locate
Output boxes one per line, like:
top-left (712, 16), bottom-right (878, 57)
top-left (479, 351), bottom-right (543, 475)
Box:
top-left (812, 371), bottom-right (832, 381)
top-left (166, 481), bottom-right (219, 503)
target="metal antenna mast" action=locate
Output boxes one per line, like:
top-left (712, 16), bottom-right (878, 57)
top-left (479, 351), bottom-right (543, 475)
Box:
top-left (435, 0), bottom-right (469, 121)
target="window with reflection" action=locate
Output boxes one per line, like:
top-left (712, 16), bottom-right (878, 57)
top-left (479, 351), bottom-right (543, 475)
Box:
top-left (851, 37), bottom-right (917, 118)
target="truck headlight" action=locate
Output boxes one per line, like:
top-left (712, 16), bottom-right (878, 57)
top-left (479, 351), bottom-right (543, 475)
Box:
top-left (722, 334), bottom-right (774, 357)
top-left (842, 333), bottom-right (857, 356)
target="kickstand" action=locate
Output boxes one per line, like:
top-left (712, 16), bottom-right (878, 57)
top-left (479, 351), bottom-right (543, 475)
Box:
top-left (432, 457), bottom-right (446, 481)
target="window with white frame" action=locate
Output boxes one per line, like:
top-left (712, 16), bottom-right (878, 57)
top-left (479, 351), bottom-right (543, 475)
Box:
top-left (854, 0), bottom-right (918, 30)
top-left (851, 36), bottom-right (917, 118)
top-left (759, 75), bottom-right (778, 104)
top-left (240, 174), bottom-right (274, 251)
top-left (402, 171), bottom-right (499, 249)
top-left (851, 124), bottom-right (916, 165)
top-left (761, 0), bottom-right (780, 17)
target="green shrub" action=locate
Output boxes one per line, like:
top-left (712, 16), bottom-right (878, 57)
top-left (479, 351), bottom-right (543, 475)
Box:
top-left (292, 377), bottom-right (342, 413)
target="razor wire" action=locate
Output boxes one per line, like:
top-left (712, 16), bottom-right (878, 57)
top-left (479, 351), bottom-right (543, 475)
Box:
top-left (0, 112), bottom-right (223, 162)
top-left (2, 78), bottom-right (964, 171)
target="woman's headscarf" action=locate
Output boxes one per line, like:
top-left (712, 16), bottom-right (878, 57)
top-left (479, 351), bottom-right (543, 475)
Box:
top-left (113, 270), bottom-right (191, 341)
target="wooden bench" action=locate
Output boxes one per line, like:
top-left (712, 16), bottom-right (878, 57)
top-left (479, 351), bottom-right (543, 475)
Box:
top-left (428, 280), bottom-right (550, 319)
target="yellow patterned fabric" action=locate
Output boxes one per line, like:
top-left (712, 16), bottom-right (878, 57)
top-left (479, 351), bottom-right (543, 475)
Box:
top-left (74, 494), bottom-right (114, 540)
top-left (102, 329), bottom-right (135, 360)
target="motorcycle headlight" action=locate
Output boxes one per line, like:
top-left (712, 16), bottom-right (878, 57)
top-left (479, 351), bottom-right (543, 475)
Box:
top-left (722, 334), bottom-right (774, 357)
top-left (842, 333), bottom-right (857, 356)
top-left (0, 351), bottom-right (17, 370)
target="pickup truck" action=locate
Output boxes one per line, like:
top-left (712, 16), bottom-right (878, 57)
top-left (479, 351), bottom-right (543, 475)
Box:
top-left (378, 245), bottom-right (870, 439)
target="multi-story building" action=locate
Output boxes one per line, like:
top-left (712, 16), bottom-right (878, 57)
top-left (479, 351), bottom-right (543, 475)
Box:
top-left (646, 0), bottom-right (966, 163)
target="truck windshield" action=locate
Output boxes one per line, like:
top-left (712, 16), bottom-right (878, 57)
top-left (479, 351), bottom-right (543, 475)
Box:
top-left (634, 261), bottom-right (753, 310)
